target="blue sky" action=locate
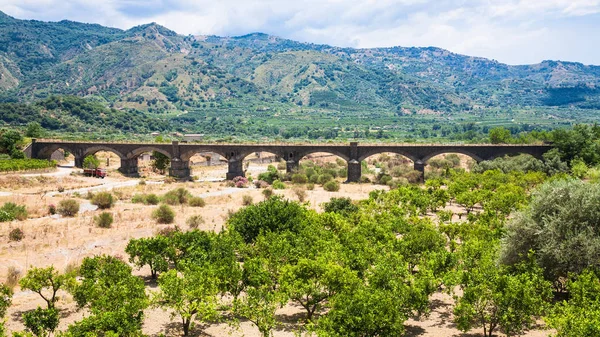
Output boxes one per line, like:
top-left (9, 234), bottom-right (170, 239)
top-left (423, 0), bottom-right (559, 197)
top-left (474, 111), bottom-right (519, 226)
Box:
top-left (2, 0), bottom-right (600, 65)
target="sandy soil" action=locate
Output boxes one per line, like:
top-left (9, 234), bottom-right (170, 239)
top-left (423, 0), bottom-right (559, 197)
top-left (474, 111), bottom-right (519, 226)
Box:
top-left (0, 158), bottom-right (552, 337)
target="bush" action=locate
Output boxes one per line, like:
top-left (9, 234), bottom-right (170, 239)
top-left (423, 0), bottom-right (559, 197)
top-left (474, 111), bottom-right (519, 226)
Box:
top-left (9, 228), bottom-right (24, 241)
top-left (323, 197), bottom-right (358, 215)
top-left (323, 180), bottom-right (340, 192)
top-left (291, 173), bottom-right (308, 184)
top-left (152, 204), bottom-right (175, 224)
top-left (163, 188), bottom-right (191, 205)
top-left (91, 192), bottom-right (115, 209)
top-left (48, 204), bottom-right (56, 215)
top-left (233, 176), bottom-right (249, 188)
top-left (317, 174), bottom-right (334, 185)
top-left (145, 194), bottom-right (160, 205)
top-left (0, 203), bottom-right (27, 222)
top-left (253, 180), bottom-right (269, 188)
top-left (57, 199), bottom-right (79, 217)
top-left (242, 195), bottom-right (254, 206)
top-left (131, 194), bottom-right (145, 203)
top-left (186, 215), bottom-right (205, 229)
top-left (6, 266), bottom-right (21, 289)
top-left (94, 212), bottom-right (114, 228)
top-left (257, 165), bottom-right (280, 184)
top-left (272, 180), bottom-right (286, 190)
top-left (156, 225), bottom-right (181, 237)
top-left (293, 186), bottom-right (307, 202)
top-left (306, 183), bottom-right (315, 190)
top-left (262, 188), bottom-right (274, 199)
top-left (188, 197), bottom-right (206, 207)
top-left (0, 159), bottom-right (56, 172)
top-left (501, 179), bottom-right (600, 288)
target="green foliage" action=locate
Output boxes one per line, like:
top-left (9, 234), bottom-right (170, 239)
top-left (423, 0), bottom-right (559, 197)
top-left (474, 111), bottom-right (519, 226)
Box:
top-left (227, 196), bottom-right (307, 244)
top-left (322, 180), bottom-right (340, 192)
top-left (186, 215), bottom-right (205, 228)
top-left (257, 165), bottom-right (280, 184)
top-left (0, 129), bottom-right (24, 158)
top-left (162, 188), bottom-right (191, 205)
top-left (454, 244), bottom-right (552, 337)
top-left (152, 204), bottom-right (176, 224)
top-left (94, 212), bottom-right (114, 228)
top-left (57, 199), bottom-right (79, 217)
top-left (0, 159), bottom-right (55, 172)
top-left (90, 192), bottom-right (114, 209)
top-left (22, 307), bottom-right (59, 337)
top-left (489, 127), bottom-right (513, 144)
top-left (501, 179), bottom-right (600, 287)
top-left (0, 283), bottom-right (12, 318)
top-left (0, 202), bottom-right (28, 221)
top-left (547, 269), bottom-right (600, 337)
top-left (82, 155), bottom-right (100, 169)
top-left (19, 266), bottom-right (71, 309)
top-left (233, 284), bottom-right (285, 337)
top-left (322, 197), bottom-right (358, 216)
top-left (155, 264), bottom-right (219, 336)
top-left (271, 179), bottom-right (285, 190)
top-left (25, 122), bottom-right (45, 138)
top-left (188, 196), bottom-right (206, 207)
top-left (68, 255), bottom-right (148, 335)
top-left (152, 151), bottom-right (170, 173)
top-left (126, 236), bottom-right (171, 279)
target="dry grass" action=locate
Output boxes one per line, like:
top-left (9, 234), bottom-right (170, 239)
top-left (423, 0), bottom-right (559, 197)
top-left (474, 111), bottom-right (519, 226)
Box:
top-left (5, 266), bottom-right (21, 290)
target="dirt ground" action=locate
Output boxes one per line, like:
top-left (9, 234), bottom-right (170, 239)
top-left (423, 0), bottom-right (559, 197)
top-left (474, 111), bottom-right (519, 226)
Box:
top-left (0, 156), bottom-right (552, 337)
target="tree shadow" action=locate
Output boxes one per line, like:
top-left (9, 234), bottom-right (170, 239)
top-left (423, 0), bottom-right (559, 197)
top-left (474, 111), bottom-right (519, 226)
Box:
top-left (141, 274), bottom-right (159, 288)
top-left (159, 321), bottom-right (214, 337)
top-left (404, 324), bottom-right (426, 337)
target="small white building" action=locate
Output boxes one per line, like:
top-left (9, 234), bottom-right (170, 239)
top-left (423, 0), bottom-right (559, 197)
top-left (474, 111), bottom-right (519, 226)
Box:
top-left (184, 134), bottom-right (205, 142)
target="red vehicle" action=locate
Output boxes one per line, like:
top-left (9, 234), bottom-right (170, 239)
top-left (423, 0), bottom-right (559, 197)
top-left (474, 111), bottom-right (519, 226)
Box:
top-left (83, 168), bottom-right (107, 178)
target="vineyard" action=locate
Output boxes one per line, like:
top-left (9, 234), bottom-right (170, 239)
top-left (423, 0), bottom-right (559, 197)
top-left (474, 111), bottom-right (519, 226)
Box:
top-left (0, 159), bottom-right (56, 172)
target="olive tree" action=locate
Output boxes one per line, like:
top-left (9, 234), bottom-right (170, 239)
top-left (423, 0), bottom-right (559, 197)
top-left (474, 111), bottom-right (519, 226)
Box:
top-left (500, 179), bottom-right (600, 289)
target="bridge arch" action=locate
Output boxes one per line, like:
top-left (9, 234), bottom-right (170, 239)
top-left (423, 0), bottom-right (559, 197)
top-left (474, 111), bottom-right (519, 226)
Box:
top-left (357, 149), bottom-right (419, 163)
top-left (82, 146), bottom-right (126, 160)
top-left (421, 149), bottom-right (483, 164)
top-left (126, 146), bottom-right (172, 160)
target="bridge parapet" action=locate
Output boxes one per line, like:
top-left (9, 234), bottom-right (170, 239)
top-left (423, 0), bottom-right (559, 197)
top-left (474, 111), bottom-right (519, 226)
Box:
top-left (30, 139), bottom-right (553, 181)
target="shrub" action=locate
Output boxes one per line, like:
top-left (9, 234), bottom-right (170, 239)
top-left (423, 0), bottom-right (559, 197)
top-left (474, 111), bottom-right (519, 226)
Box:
top-left (253, 180), bottom-right (269, 188)
top-left (262, 188), bottom-right (274, 199)
top-left (317, 174), bottom-right (334, 185)
top-left (156, 225), bottom-right (181, 237)
top-left (186, 215), bottom-right (205, 229)
top-left (131, 194), bottom-right (145, 204)
top-left (57, 199), bottom-right (79, 217)
top-left (306, 183), bottom-right (315, 190)
top-left (94, 212), bottom-right (114, 228)
top-left (257, 165), bottom-right (280, 184)
top-left (6, 266), bottom-right (21, 289)
top-left (138, 179), bottom-right (146, 185)
top-left (293, 186), bottom-right (307, 202)
top-left (291, 173), bottom-right (308, 184)
top-left (277, 162), bottom-right (287, 170)
top-left (9, 228), bottom-right (24, 241)
top-left (359, 176), bottom-right (371, 183)
top-left (91, 192), bottom-right (115, 209)
top-left (57, 186), bottom-right (65, 193)
top-left (272, 180), bottom-right (286, 190)
top-left (48, 204), bottom-right (56, 215)
top-left (145, 194), bottom-right (160, 205)
top-left (163, 188), bottom-right (191, 205)
top-left (188, 197), bottom-right (206, 207)
top-left (152, 204), bottom-right (175, 224)
top-left (233, 176), bottom-right (249, 188)
top-left (0, 203), bottom-right (27, 222)
top-left (323, 197), bottom-right (359, 215)
top-left (323, 180), bottom-right (340, 192)
top-left (242, 195), bottom-right (254, 206)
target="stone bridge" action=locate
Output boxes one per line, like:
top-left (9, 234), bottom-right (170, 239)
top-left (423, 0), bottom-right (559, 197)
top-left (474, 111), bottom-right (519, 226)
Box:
top-left (29, 139), bottom-right (553, 182)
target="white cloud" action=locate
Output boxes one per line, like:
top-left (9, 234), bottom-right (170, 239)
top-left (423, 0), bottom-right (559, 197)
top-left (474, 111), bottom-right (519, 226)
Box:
top-left (1, 0), bottom-right (599, 64)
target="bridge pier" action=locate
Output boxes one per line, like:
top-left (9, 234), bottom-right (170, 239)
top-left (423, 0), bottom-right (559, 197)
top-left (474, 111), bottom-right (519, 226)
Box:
top-left (414, 160), bottom-right (426, 183)
top-left (286, 159), bottom-right (300, 174)
top-left (119, 158), bottom-right (139, 177)
top-left (226, 159), bottom-right (244, 180)
top-left (74, 155), bottom-right (84, 168)
top-left (169, 158), bottom-right (191, 180)
top-left (347, 160), bottom-right (361, 183)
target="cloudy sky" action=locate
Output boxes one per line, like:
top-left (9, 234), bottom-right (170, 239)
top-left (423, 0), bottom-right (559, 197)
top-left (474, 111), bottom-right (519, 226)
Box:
top-left (2, 0), bottom-right (600, 65)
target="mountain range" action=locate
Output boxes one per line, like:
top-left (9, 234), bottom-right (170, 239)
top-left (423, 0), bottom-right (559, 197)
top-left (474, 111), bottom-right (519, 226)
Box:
top-left (1, 11), bottom-right (599, 138)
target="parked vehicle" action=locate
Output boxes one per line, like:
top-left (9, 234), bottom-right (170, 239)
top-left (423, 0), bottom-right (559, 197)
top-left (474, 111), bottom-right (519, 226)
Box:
top-left (83, 168), bottom-right (107, 178)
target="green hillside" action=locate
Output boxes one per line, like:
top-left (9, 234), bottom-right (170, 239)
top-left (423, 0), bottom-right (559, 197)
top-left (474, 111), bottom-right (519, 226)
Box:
top-left (1, 11), bottom-right (600, 140)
